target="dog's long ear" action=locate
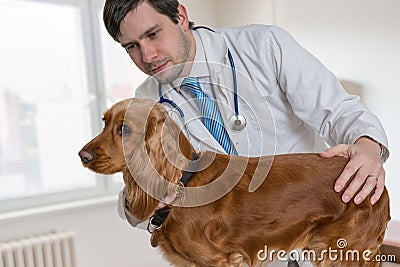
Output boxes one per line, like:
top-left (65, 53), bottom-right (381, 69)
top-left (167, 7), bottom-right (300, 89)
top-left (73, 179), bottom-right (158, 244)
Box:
top-left (145, 104), bottom-right (194, 161)
top-left (122, 169), bottom-right (158, 222)
top-left (144, 105), bottom-right (167, 158)
top-left (144, 104), bottom-right (191, 185)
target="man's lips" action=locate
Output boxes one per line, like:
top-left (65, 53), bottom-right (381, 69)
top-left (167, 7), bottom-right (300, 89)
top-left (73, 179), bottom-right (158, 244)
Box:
top-left (149, 61), bottom-right (169, 74)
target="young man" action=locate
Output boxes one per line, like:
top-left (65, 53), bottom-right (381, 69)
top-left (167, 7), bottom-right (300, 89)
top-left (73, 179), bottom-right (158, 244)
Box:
top-left (103, 0), bottom-right (389, 265)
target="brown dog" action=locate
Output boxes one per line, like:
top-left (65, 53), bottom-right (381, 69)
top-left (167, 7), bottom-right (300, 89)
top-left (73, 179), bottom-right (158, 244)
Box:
top-left (79, 98), bottom-right (390, 267)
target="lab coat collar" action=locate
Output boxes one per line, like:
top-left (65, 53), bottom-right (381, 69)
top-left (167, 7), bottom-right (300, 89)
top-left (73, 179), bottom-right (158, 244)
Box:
top-left (195, 28), bottom-right (250, 156)
top-left (193, 27), bottom-right (233, 100)
top-left (190, 30), bottom-right (210, 78)
top-left (194, 27), bottom-right (229, 75)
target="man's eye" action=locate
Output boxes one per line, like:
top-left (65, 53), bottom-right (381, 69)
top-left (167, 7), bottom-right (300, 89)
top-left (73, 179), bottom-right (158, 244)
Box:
top-left (118, 124), bottom-right (132, 136)
top-left (148, 30), bottom-right (159, 39)
top-left (125, 44), bottom-right (136, 53)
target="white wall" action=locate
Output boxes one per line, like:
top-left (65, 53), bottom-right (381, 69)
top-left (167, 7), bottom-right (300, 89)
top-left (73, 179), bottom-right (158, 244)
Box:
top-left (215, 0), bottom-right (276, 27)
top-left (216, 0), bottom-right (400, 221)
top-left (0, 2), bottom-right (398, 267)
top-left (181, 0), bottom-right (218, 27)
top-left (0, 198), bottom-right (170, 266)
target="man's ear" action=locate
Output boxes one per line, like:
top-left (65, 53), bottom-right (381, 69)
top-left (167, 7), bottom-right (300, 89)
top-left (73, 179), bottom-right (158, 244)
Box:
top-left (177, 4), bottom-right (190, 31)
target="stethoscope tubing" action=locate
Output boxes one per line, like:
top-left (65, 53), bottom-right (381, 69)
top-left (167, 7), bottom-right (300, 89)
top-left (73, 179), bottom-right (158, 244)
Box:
top-left (158, 87), bottom-right (185, 118)
top-left (191, 26), bottom-right (239, 118)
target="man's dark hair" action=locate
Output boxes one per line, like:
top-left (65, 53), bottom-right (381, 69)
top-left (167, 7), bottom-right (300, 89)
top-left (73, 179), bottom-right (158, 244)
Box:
top-left (103, 0), bottom-right (194, 42)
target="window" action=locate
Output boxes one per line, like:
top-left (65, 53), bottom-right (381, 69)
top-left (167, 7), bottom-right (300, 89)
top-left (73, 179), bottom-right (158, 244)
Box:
top-left (0, 0), bottom-right (146, 212)
top-left (98, 8), bottom-right (148, 106)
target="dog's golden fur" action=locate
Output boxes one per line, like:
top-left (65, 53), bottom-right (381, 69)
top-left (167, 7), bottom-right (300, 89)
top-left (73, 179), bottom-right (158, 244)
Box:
top-left (79, 98), bottom-right (390, 267)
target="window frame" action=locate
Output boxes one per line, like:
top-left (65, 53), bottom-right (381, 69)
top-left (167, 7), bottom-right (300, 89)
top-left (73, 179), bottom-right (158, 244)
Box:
top-left (0, 0), bottom-right (124, 214)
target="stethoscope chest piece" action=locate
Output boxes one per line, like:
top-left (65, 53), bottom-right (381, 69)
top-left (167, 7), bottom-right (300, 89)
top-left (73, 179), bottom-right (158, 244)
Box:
top-left (229, 114), bottom-right (246, 132)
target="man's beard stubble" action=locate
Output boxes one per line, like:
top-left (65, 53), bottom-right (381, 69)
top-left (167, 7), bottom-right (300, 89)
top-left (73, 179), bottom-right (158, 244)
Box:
top-left (153, 28), bottom-right (192, 85)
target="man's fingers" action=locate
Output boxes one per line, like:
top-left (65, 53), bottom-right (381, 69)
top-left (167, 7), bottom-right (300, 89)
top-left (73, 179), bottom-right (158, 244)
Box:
top-left (339, 167), bottom-right (384, 205)
top-left (320, 144), bottom-right (351, 158)
top-left (339, 169), bottom-right (366, 203)
top-left (334, 159), bottom-right (360, 193)
top-left (353, 174), bottom-right (379, 204)
top-left (370, 169), bottom-right (386, 205)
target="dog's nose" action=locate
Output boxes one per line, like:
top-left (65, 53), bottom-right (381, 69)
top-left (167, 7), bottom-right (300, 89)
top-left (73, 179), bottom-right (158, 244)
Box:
top-left (79, 150), bottom-right (93, 164)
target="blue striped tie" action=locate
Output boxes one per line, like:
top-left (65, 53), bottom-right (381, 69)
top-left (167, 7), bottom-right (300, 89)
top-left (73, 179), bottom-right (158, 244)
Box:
top-left (181, 77), bottom-right (237, 155)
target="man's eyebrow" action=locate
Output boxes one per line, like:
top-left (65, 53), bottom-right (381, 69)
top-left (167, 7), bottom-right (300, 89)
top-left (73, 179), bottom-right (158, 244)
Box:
top-left (120, 24), bottom-right (161, 48)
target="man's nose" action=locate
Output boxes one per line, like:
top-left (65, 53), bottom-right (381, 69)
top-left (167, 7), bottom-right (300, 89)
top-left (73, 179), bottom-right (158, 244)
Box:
top-left (141, 45), bottom-right (157, 63)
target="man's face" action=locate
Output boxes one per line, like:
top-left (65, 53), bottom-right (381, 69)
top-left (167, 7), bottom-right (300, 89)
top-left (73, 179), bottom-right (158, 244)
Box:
top-left (118, 2), bottom-right (195, 84)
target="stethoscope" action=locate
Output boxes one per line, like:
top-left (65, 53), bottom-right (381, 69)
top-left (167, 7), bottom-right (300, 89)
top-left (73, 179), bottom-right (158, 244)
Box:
top-left (158, 26), bottom-right (246, 132)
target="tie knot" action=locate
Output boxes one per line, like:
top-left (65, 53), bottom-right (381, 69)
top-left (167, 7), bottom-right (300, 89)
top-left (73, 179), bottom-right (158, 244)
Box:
top-left (181, 77), bottom-right (202, 94)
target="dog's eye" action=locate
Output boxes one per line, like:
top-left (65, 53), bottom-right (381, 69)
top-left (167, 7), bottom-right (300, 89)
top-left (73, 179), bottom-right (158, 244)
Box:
top-left (117, 124), bottom-right (132, 136)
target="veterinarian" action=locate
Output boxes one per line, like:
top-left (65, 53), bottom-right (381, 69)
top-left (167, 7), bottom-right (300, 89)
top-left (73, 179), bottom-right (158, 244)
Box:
top-left (103, 0), bottom-right (389, 266)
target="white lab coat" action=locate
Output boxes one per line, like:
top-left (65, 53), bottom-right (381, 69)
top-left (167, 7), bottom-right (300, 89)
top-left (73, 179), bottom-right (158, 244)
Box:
top-left (119, 25), bottom-right (389, 267)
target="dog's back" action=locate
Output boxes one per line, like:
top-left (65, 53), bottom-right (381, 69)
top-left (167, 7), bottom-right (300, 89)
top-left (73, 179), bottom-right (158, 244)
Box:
top-left (156, 153), bottom-right (390, 267)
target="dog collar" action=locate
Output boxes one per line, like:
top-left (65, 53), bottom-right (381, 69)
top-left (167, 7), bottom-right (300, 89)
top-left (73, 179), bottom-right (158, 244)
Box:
top-left (147, 153), bottom-right (200, 235)
top-left (178, 152), bottom-right (200, 186)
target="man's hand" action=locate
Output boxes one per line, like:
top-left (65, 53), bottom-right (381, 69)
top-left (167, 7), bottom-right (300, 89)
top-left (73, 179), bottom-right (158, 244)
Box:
top-left (319, 137), bottom-right (385, 205)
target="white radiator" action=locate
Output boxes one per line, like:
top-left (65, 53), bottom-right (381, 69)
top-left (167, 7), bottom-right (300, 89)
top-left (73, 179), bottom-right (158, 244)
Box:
top-left (0, 231), bottom-right (76, 267)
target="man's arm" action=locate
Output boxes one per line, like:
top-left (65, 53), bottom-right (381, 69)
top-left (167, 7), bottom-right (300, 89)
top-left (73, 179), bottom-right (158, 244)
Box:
top-left (267, 26), bottom-right (389, 204)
